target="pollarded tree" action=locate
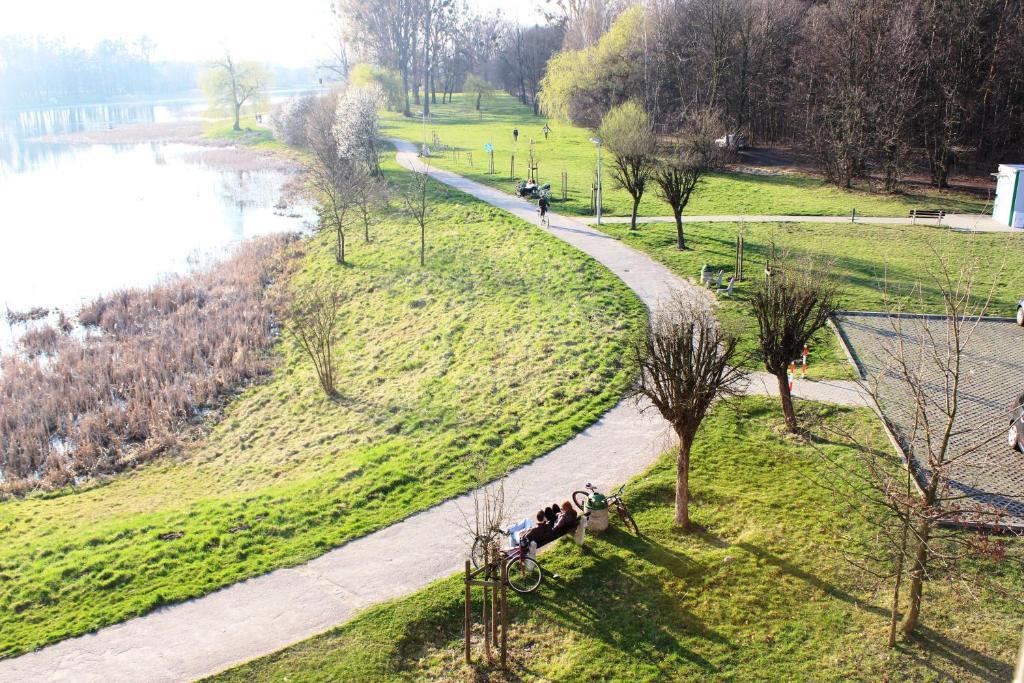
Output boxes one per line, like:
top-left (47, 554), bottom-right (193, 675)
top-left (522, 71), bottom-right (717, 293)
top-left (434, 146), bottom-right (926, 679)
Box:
top-left (200, 52), bottom-right (271, 131)
top-left (599, 100), bottom-right (656, 231)
top-left (654, 108), bottom-right (720, 250)
top-left (750, 245), bottom-right (841, 432)
top-left (629, 297), bottom-right (746, 529)
top-left (335, 86), bottom-right (383, 176)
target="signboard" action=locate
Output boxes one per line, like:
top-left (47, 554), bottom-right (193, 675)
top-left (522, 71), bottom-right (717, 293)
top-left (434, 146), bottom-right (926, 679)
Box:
top-left (484, 143), bottom-right (494, 153)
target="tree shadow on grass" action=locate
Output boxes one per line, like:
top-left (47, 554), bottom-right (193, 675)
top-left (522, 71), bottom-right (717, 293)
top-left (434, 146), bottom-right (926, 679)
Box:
top-left (534, 532), bottom-right (732, 674)
top-left (733, 540), bottom-right (1014, 680)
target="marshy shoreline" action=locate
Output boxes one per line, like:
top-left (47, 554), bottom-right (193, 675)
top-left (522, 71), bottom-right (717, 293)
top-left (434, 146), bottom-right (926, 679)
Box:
top-left (0, 232), bottom-right (304, 496)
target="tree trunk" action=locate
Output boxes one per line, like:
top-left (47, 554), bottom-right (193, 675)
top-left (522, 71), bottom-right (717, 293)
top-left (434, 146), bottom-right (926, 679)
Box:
top-left (630, 194), bottom-right (640, 231)
top-left (675, 437), bottom-right (692, 529)
top-left (674, 206), bottom-right (685, 249)
top-left (888, 522), bottom-right (908, 647)
top-left (902, 520), bottom-right (931, 635)
top-left (776, 371), bottom-right (797, 432)
top-left (233, 102), bottom-right (241, 131)
top-left (420, 222), bottom-right (425, 266)
top-left (336, 228), bottom-right (345, 264)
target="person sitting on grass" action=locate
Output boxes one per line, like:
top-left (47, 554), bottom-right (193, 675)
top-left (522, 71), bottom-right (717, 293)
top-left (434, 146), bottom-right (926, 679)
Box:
top-left (551, 500), bottom-right (578, 537)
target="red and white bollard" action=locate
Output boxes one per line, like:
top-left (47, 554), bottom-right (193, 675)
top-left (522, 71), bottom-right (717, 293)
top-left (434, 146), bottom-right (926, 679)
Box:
top-left (801, 344), bottom-right (808, 379)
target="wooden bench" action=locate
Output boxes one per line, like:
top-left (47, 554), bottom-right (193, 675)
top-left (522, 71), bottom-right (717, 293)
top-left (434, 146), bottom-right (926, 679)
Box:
top-left (909, 209), bottom-right (945, 224)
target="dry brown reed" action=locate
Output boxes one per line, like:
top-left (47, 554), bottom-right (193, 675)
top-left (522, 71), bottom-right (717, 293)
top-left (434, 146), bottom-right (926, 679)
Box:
top-left (0, 233), bottom-right (298, 495)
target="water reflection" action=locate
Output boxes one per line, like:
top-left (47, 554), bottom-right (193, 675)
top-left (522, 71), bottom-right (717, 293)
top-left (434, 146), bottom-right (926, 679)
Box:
top-left (0, 94), bottom-right (318, 347)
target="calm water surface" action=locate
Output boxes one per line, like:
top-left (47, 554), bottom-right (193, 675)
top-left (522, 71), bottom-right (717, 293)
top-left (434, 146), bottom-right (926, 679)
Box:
top-left (0, 97), bottom-right (313, 346)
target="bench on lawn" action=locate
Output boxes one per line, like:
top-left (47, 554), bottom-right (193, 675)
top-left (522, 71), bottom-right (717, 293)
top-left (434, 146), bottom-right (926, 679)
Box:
top-left (909, 209), bottom-right (945, 224)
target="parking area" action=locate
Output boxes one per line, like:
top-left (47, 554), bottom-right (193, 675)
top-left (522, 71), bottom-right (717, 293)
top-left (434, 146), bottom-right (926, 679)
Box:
top-left (835, 312), bottom-right (1024, 529)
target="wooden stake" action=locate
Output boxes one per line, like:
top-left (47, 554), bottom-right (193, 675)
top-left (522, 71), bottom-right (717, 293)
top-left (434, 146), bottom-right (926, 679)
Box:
top-left (500, 560), bottom-right (508, 671)
top-left (464, 560), bottom-right (471, 665)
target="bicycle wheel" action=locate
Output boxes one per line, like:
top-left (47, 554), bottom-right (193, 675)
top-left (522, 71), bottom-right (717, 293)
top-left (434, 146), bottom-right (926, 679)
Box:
top-left (618, 503), bottom-right (639, 534)
top-left (505, 556), bottom-right (543, 593)
top-left (470, 538), bottom-right (485, 569)
top-left (572, 490), bottom-right (590, 512)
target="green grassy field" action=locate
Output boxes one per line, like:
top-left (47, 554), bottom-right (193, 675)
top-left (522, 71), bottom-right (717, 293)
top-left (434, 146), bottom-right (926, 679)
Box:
top-left (381, 95), bottom-right (986, 218)
top-left (0, 153), bottom-right (645, 658)
top-left (202, 114), bottom-right (285, 150)
top-left (210, 397), bottom-right (1024, 682)
top-left (596, 220), bottom-right (1024, 380)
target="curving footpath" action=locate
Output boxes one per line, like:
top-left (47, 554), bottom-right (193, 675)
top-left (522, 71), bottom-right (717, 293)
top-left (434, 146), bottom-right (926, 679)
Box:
top-left (0, 139), bottom-right (868, 683)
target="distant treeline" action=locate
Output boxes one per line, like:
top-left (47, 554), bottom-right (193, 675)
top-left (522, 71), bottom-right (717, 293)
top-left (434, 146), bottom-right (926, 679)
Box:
top-left (0, 37), bottom-right (317, 109)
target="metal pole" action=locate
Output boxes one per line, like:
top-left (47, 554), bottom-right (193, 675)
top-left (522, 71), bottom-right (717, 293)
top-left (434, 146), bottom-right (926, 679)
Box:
top-left (596, 142), bottom-right (603, 225)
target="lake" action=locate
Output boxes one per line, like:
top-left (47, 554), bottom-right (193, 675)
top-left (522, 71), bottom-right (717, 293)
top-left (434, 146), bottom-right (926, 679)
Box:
top-left (0, 96), bottom-right (313, 346)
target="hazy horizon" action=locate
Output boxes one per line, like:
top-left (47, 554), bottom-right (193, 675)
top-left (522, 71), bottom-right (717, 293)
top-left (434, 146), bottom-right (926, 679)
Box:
top-left (2, 0), bottom-right (544, 68)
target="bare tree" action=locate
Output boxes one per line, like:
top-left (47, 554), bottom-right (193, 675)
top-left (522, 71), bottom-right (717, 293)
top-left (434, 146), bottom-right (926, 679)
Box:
top-left (282, 285), bottom-right (344, 397)
top-left (458, 457), bottom-right (510, 569)
top-left (354, 174), bottom-right (389, 243)
top-left (629, 297), bottom-right (747, 529)
top-left (464, 74), bottom-right (495, 111)
top-left (810, 257), bottom-right (1021, 646)
top-left (599, 100), bottom-right (656, 230)
top-left (402, 164), bottom-right (431, 266)
top-left (654, 108), bottom-right (720, 250)
top-left (199, 52), bottom-right (271, 131)
top-left (750, 245), bottom-right (841, 432)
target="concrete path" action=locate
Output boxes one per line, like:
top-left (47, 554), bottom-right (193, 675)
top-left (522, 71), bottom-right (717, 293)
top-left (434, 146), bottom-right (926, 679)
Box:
top-left (0, 140), bottom-right (867, 683)
top-left (582, 213), bottom-right (1015, 233)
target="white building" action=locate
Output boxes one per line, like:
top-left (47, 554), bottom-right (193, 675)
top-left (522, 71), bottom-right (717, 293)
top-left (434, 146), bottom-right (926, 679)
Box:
top-left (992, 164), bottom-right (1024, 228)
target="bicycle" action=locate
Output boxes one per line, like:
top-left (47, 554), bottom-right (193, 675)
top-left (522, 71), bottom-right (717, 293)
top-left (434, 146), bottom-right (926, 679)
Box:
top-left (537, 206), bottom-right (550, 228)
top-left (470, 526), bottom-right (544, 594)
top-left (572, 482), bottom-right (639, 534)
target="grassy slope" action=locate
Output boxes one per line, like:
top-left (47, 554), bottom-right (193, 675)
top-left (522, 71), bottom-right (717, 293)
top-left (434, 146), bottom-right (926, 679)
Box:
top-left (601, 220), bottom-right (1024, 380)
top-left (210, 398), bottom-right (1023, 683)
top-left (381, 95), bottom-right (986, 218)
top-left (0, 154), bottom-right (646, 657)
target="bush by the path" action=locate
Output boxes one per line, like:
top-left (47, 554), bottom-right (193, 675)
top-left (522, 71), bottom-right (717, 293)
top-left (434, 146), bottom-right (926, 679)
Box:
top-left (210, 398), bottom-right (1024, 683)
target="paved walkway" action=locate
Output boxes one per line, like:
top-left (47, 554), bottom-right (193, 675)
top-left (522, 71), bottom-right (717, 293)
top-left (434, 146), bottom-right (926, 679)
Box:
top-left (0, 140), bottom-right (867, 683)
top-left (582, 213), bottom-right (1015, 233)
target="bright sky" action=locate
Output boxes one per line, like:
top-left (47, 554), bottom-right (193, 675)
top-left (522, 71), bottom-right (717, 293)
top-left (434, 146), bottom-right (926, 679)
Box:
top-left (1, 0), bottom-right (541, 67)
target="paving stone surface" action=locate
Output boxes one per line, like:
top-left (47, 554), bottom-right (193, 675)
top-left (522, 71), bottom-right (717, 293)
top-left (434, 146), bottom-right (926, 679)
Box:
top-left (836, 312), bottom-right (1024, 528)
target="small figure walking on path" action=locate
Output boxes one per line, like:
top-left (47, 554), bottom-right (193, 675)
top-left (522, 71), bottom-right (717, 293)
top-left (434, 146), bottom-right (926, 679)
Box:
top-left (513, 127), bottom-right (519, 142)
top-left (543, 124), bottom-right (550, 139)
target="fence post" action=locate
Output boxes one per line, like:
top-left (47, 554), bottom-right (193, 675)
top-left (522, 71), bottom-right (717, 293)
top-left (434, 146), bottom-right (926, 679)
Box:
top-left (561, 171), bottom-right (567, 200)
top-left (851, 207), bottom-right (856, 223)
top-left (510, 155), bottom-right (515, 180)
top-left (464, 560), bottom-right (471, 665)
